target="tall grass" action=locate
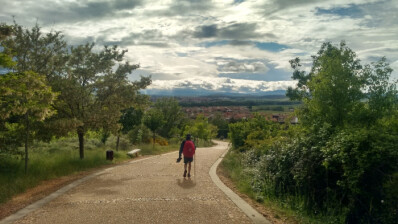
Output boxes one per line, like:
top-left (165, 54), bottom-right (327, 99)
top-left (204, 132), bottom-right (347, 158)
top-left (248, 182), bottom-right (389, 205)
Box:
top-left (220, 150), bottom-right (345, 224)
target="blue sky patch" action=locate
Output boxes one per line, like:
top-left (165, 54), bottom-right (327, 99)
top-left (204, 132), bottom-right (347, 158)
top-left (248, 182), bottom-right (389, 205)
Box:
top-left (219, 67), bottom-right (291, 82)
top-left (200, 40), bottom-right (289, 52)
top-left (200, 40), bottom-right (229, 48)
top-left (254, 42), bottom-right (289, 52)
top-left (316, 4), bottom-right (363, 18)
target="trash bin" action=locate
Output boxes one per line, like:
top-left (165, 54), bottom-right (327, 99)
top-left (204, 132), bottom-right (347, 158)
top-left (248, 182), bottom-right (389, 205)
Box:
top-left (106, 150), bottom-right (113, 160)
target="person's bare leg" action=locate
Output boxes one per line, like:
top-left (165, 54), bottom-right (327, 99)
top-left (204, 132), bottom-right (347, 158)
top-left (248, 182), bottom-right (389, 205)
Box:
top-left (188, 162), bottom-right (191, 175)
top-left (183, 163), bottom-right (187, 177)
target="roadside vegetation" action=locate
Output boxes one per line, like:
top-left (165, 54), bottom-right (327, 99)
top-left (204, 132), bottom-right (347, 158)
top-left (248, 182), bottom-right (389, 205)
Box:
top-left (223, 42), bottom-right (398, 223)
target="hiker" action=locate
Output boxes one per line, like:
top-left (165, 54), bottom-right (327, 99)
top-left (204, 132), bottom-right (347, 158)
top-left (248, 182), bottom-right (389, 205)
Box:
top-left (177, 134), bottom-right (196, 178)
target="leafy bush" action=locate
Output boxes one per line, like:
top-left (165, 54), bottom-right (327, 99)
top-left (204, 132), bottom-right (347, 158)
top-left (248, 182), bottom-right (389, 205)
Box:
top-left (127, 124), bottom-right (151, 144)
top-left (227, 42), bottom-right (398, 223)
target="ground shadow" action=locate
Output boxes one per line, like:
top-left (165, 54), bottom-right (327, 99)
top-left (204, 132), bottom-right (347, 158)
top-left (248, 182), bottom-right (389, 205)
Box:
top-left (176, 178), bottom-right (196, 189)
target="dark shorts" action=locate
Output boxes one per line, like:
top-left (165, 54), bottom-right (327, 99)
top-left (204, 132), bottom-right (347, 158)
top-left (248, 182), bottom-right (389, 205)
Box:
top-left (184, 157), bottom-right (193, 164)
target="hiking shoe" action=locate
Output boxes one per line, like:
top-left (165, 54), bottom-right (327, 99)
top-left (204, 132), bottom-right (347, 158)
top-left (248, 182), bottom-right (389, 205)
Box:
top-left (188, 173), bottom-right (191, 178)
top-left (183, 170), bottom-right (187, 177)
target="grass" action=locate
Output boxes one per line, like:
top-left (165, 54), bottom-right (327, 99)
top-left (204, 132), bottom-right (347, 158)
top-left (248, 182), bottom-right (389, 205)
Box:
top-left (0, 134), bottom-right (183, 205)
top-left (220, 150), bottom-right (345, 224)
top-left (135, 143), bottom-right (180, 155)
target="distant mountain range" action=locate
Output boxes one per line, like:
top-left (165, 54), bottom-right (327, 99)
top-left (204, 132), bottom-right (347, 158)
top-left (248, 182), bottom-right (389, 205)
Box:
top-left (142, 88), bottom-right (287, 97)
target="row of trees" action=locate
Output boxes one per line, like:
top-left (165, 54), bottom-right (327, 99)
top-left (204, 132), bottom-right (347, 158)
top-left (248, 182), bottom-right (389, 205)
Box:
top-left (228, 42), bottom-right (397, 223)
top-left (0, 23), bottom-right (151, 173)
top-left (123, 98), bottom-right (218, 147)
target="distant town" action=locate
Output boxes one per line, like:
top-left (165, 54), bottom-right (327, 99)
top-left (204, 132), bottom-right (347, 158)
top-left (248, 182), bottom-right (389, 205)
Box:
top-left (183, 106), bottom-right (299, 124)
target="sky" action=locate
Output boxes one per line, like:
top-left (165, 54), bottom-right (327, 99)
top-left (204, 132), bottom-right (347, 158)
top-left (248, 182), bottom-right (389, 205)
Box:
top-left (1, 0), bottom-right (397, 95)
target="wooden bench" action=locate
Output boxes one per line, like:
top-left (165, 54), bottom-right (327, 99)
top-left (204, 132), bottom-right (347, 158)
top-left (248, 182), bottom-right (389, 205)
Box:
top-left (127, 149), bottom-right (141, 158)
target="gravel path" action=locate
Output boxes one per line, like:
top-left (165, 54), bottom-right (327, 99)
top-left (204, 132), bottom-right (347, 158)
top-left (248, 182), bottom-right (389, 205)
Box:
top-left (11, 141), bottom-right (254, 224)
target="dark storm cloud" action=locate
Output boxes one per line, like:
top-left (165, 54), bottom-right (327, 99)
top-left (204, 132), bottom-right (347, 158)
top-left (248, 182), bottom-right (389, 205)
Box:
top-left (192, 22), bottom-right (260, 40)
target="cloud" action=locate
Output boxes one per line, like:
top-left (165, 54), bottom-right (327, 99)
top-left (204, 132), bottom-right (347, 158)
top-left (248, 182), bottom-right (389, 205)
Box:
top-left (194, 25), bottom-right (218, 38)
top-left (1, 0), bottom-right (397, 95)
top-left (0, 0), bottom-right (142, 25)
top-left (153, 0), bottom-right (214, 17)
top-left (192, 22), bottom-right (260, 40)
top-left (147, 76), bottom-right (297, 94)
top-left (220, 61), bottom-right (269, 73)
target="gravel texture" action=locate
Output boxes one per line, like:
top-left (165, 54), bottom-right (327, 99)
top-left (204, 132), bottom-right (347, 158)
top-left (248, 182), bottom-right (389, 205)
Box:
top-left (13, 141), bottom-right (253, 224)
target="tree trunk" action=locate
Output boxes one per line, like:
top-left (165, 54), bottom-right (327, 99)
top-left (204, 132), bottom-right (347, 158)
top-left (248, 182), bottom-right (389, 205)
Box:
top-left (24, 112), bottom-right (30, 174)
top-left (116, 135), bottom-right (120, 151)
top-left (77, 126), bottom-right (85, 159)
top-left (153, 133), bottom-right (155, 148)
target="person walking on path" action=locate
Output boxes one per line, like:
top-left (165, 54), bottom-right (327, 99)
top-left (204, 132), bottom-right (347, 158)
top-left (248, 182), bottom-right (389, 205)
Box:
top-left (177, 134), bottom-right (196, 178)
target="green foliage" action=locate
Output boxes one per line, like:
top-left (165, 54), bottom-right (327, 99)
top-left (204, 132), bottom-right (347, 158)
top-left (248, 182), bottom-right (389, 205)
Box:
top-left (154, 97), bottom-right (186, 138)
top-left (229, 113), bottom-right (280, 150)
top-left (0, 71), bottom-right (57, 173)
top-left (51, 43), bottom-right (150, 158)
top-left (287, 42), bottom-right (366, 128)
top-left (228, 42), bottom-right (398, 223)
top-left (1, 22), bottom-right (151, 159)
top-left (127, 124), bottom-right (152, 144)
top-left (1, 23), bottom-right (68, 80)
top-left (143, 108), bottom-right (165, 147)
top-left (209, 112), bottom-right (229, 139)
top-left (119, 107), bottom-right (145, 134)
top-left (0, 71), bottom-right (56, 120)
top-left (135, 142), bottom-right (180, 156)
top-left (184, 114), bottom-right (217, 145)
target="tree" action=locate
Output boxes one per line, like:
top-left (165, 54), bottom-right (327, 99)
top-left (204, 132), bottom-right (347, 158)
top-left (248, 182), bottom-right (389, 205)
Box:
top-left (1, 23), bottom-right (68, 82)
top-left (154, 97), bottom-right (185, 138)
top-left (1, 23), bottom-right (57, 173)
top-left (228, 113), bottom-right (279, 150)
top-left (362, 57), bottom-right (397, 124)
top-left (143, 108), bottom-right (165, 148)
top-left (286, 41), bottom-right (398, 222)
top-left (1, 22), bottom-right (151, 158)
top-left (116, 102), bottom-right (148, 151)
top-left (0, 25), bottom-right (14, 69)
top-left (209, 112), bottom-right (229, 139)
top-left (185, 114), bottom-right (217, 145)
top-left (120, 107), bottom-right (145, 135)
top-left (0, 23), bottom-right (69, 145)
top-left (52, 43), bottom-right (150, 158)
top-left (0, 71), bottom-right (57, 173)
top-left (287, 41), bottom-right (366, 128)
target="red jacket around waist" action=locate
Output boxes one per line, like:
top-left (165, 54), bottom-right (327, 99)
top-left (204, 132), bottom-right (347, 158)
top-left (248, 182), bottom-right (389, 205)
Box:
top-left (182, 140), bottom-right (195, 158)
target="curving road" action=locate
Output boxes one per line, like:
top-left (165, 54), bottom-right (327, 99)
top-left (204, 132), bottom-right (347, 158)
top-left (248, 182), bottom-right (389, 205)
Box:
top-left (3, 141), bottom-right (269, 224)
